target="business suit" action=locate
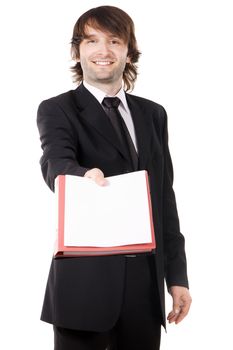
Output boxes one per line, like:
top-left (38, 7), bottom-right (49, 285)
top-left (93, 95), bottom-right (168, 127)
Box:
top-left (37, 83), bottom-right (189, 333)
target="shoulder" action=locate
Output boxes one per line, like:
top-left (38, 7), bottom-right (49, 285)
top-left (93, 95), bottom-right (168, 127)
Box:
top-left (37, 89), bottom-right (75, 114)
top-left (126, 93), bottom-right (167, 126)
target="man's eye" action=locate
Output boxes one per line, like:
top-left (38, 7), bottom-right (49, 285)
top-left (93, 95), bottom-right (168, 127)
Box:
top-left (110, 40), bottom-right (119, 45)
top-left (87, 40), bottom-right (96, 44)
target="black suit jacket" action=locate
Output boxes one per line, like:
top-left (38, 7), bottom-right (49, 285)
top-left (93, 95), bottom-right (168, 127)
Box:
top-left (37, 84), bottom-right (189, 331)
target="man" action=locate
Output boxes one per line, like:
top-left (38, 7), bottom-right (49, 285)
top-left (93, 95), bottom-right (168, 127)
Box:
top-left (37, 5), bottom-right (192, 350)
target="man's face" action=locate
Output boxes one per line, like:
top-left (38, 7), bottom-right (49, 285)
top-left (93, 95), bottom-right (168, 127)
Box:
top-left (78, 26), bottom-right (130, 87)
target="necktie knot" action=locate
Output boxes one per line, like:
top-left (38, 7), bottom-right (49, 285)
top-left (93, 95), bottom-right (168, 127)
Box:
top-left (102, 97), bottom-right (121, 109)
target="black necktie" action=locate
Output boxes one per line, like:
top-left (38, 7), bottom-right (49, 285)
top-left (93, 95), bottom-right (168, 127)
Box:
top-left (102, 97), bottom-right (138, 170)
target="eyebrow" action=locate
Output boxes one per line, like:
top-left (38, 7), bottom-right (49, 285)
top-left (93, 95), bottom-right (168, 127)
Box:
top-left (83, 33), bottom-right (122, 40)
top-left (83, 34), bottom-right (97, 39)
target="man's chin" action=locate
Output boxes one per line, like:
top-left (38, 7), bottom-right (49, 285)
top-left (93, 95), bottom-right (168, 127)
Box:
top-left (93, 74), bottom-right (116, 84)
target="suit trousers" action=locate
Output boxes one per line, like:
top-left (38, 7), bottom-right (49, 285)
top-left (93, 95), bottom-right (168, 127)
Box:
top-left (53, 255), bottom-right (162, 350)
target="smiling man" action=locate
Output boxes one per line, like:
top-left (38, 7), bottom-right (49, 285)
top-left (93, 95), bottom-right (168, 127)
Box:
top-left (78, 27), bottom-right (130, 93)
top-left (37, 6), bottom-right (191, 350)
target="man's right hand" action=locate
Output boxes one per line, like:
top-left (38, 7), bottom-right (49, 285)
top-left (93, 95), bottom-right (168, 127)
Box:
top-left (84, 168), bottom-right (108, 186)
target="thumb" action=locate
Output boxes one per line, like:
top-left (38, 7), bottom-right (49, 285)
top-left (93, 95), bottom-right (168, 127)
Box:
top-left (167, 299), bottom-right (180, 323)
top-left (172, 296), bottom-right (181, 315)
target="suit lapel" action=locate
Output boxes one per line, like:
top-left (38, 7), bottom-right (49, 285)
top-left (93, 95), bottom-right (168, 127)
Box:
top-left (72, 84), bottom-right (130, 161)
top-left (126, 94), bottom-right (152, 170)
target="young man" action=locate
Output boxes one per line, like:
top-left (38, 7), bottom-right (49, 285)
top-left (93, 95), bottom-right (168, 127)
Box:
top-left (37, 5), bottom-right (192, 350)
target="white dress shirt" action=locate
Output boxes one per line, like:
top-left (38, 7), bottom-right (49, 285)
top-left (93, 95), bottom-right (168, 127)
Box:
top-left (83, 81), bottom-right (138, 152)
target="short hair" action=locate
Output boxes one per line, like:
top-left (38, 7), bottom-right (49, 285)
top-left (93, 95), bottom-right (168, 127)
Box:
top-left (70, 6), bottom-right (141, 91)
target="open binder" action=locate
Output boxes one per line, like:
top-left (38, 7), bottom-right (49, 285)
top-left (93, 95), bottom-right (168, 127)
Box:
top-left (54, 170), bottom-right (156, 257)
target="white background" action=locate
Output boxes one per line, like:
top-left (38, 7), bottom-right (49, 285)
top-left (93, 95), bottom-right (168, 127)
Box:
top-left (0, 0), bottom-right (232, 349)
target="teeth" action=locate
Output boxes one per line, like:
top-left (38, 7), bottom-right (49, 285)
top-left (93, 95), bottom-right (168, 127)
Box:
top-left (95, 61), bottom-right (112, 65)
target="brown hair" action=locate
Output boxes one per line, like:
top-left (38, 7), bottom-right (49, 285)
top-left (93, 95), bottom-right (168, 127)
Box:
top-left (70, 6), bottom-right (141, 91)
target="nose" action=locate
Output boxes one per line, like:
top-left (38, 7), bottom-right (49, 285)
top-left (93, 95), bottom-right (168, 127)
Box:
top-left (97, 41), bottom-right (111, 55)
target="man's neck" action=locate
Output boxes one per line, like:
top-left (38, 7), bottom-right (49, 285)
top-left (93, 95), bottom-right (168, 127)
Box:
top-left (84, 80), bottom-right (122, 96)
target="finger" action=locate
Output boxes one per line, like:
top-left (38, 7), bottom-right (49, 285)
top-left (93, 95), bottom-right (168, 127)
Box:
top-left (84, 169), bottom-right (108, 186)
top-left (94, 172), bottom-right (108, 186)
top-left (167, 308), bottom-right (180, 319)
top-left (167, 315), bottom-right (178, 323)
top-left (167, 308), bottom-right (181, 323)
top-left (167, 299), bottom-right (184, 323)
top-left (172, 303), bottom-right (181, 316)
top-left (95, 176), bottom-right (108, 186)
top-left (175, 301), bottom-right (191, 324)
top-left (175, 308), bottom-right (187, 324)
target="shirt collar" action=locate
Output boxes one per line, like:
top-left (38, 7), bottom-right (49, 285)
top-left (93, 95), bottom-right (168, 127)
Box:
top-left (83, 81), bottom-right (128, 112)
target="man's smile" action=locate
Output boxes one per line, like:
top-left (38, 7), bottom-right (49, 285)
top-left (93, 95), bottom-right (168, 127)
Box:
top-left (92, 60), bottom-right (115, 66)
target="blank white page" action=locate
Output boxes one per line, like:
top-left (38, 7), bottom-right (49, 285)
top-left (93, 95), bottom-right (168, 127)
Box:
top-left (62, 170), bottom-right (152, 247)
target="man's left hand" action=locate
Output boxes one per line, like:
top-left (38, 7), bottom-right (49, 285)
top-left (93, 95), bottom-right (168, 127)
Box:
top-left (167, 286), bottom-right (192, 324)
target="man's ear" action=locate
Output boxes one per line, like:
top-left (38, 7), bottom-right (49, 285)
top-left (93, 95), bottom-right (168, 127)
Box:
top-left (126, 56), bottom-right (131, 64)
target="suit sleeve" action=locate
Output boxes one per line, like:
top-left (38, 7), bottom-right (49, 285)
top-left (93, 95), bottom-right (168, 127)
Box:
top-left (161, 107), bottom-right (189, 289)
top-left (37, 99), bottom-right (89, 191)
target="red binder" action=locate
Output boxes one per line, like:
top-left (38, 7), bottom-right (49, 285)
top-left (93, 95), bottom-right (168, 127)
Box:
top-left (54, 170), bottom-right (156, 257)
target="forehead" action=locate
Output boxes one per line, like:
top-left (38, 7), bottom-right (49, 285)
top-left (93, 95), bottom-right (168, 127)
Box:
top-left (83, 25), bottom-right (125, 41)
